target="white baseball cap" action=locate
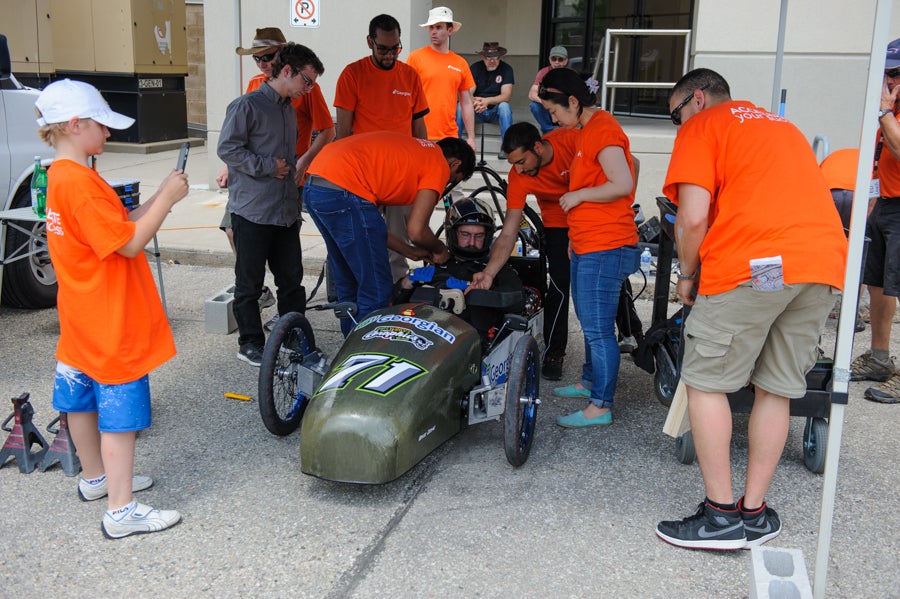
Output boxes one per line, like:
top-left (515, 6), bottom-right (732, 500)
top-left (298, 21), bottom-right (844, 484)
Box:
top-left (35, 79), bottom-right (135, 130)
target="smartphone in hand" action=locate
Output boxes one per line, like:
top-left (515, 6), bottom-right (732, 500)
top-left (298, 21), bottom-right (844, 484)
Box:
top-left (176, 142), bottom-right (190, 171)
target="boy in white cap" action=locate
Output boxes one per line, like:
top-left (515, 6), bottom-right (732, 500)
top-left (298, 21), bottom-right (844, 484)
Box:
top-left (35, 79), bottom-right (188, 539)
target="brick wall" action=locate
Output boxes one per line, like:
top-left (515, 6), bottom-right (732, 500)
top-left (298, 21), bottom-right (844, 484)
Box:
top-left (185, 3), bottom-right (206, 134)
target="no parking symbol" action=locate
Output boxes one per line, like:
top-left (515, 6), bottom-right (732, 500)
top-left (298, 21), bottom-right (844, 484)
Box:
top-left (291, 0), bottom-right (319, 28)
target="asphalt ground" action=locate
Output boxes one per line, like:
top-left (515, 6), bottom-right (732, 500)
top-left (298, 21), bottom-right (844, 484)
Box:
top-left (1, 260), bottom-right (898, 597)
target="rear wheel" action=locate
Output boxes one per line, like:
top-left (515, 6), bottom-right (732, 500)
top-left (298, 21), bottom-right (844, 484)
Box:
top-left (653, 344), bottom-right (678, 407)
top-left (675, 430), bottom-right (696, 465)
top-left (503, 335), bottom-right (540, 467)
top-left (1, 186), bottom-right (57, 308)
top-left (258, 312), bottom-right (317, 436)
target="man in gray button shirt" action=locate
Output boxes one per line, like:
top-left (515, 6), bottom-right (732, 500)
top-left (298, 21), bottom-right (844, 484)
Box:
top-left (218, 42), bottom-right (325, 366)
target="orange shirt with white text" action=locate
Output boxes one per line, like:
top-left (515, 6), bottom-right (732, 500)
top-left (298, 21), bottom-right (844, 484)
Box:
top-left (406, 46), bottom-right (474, 140)
top-left (506, 127), bottom-right (578, 228)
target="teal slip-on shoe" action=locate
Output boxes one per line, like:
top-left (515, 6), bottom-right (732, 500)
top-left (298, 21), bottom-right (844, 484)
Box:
top-left (553, 384), bottom-right (591, 399)
top-left (556, 410), bottom-right (613, 428)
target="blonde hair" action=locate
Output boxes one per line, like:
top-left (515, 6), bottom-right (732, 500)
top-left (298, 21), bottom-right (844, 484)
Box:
top-left (35, 106), bottom-right (76, 147)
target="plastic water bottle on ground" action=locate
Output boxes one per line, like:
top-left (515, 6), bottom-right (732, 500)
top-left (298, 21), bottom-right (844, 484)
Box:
top-left (640, 247), bottom-right (652, 275)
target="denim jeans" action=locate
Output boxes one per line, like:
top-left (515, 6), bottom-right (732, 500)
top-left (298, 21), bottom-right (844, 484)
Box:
top-left (529, 101), bottom-right (557, 135)
top-left (457, 102), bottom-right (513, 141)
top-left (571, 245), bottom-right (640, 408)
top-left (304, 184), bottom-right (394, 336)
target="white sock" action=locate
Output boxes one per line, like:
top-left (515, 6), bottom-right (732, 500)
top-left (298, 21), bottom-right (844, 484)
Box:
top-left (107, 500), bottom-right (137, 521)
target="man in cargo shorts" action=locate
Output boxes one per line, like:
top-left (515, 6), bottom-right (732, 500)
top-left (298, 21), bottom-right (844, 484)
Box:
top-left (655, 68), bottom-right (848, 550)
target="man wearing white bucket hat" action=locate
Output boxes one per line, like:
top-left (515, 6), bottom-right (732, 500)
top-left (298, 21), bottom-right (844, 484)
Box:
top-left (407, 7), bottom-right (477, 152)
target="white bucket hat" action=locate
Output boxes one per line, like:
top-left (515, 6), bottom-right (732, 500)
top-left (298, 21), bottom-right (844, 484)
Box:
top-left (419, 6), bottom-right (462, 32)
top-left (35, 79), bottom-right (134, 130)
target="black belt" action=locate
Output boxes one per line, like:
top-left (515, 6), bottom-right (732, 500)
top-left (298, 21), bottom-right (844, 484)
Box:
top-left (306, 175), bottom-right (344, 192)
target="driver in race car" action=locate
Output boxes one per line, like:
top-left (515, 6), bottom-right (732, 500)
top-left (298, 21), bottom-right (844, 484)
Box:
top-left (394, 197), bottom-right (523, 346)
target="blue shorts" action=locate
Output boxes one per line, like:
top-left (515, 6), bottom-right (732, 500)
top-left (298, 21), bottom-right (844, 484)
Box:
top-left (52, 362), bottom-right (152, 432)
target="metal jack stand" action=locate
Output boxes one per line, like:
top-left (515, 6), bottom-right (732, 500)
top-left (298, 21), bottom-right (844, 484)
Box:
top-left (0, 393), bottom-right (49, 473)
top-left (39, 413), bottom-right (81, 476)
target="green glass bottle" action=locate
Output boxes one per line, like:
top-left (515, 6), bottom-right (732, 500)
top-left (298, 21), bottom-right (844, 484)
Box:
top-left (30, 157), bottom-right (48, 219)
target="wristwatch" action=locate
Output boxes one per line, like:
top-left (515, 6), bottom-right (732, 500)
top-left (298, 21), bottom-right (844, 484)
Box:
top-left (879, 108), bottom-right (893, 120)
top-left (675, 268), bottom-right (697, 281)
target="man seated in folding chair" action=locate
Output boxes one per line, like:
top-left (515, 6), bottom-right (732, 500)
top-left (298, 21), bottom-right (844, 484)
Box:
top-left (394, 197), bottom-right (523, 349)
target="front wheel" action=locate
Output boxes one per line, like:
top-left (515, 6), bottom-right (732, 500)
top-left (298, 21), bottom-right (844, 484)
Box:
top-left (802, 417), bottom-right (828, 474)
top-left (503, 335), bottom-right (540, 467)
top-left (258, 312), bottom-right (317, 436)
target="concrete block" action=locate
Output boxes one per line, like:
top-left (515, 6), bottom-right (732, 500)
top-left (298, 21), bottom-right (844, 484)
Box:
top-left (749, 547), bottom-right (813, 599)
top-left (205, 284), bottom-right (237, 334)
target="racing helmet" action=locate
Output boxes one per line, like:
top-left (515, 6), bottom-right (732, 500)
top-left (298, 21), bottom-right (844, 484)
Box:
top-left (445, 197), bottom-right (496, 261)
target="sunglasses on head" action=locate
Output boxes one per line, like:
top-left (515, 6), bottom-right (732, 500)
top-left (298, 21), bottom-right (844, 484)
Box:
top-left (886, 67), bottom-right (900, 78)
top-left (253, 51), bottom-right (277, 64)
top-left (670, 83), bottom-right (710, 126)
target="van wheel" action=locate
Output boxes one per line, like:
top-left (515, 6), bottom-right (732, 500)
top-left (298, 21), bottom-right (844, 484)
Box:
top-left (1, 186), bottom-right (58, 308)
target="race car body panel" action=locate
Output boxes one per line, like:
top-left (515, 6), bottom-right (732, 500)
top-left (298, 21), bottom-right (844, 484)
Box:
top-left (300, 304), bottom-right (481, 484)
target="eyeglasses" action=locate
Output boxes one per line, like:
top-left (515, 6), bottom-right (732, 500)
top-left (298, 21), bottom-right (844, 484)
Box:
top-left (549, 56), bottom-right (567, 63)
top-left (295, 70), bottom-right (314, 88)
top-left (886, 67), bottom-right (900, 78)
top-left (253, 51), bottom-right (277, 64)
top-left (670, 83), bottom-right (709, 126)
top-left (483, 55), bottom-right (500, 61)
top-left (457, 231), bottom-right (486, 242)
top-left (372, 41), bottom-right (402, 55)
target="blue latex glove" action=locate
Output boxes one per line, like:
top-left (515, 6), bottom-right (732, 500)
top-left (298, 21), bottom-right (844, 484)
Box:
top-left (445, 277), bottom-right (469, 290)
top-left (409, 265), bottom-right (435, 283)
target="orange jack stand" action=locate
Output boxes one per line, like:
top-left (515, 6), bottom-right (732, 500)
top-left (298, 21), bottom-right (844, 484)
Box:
top-left (0, 393), bottom-right (49, 474)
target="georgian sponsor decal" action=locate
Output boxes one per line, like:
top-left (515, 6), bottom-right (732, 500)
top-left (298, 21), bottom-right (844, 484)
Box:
top-left (392, 89), bottom-right (412, 96)
top-left (362, 326), bottom-right (433, 350)
top-left (315, 353), bottom-right (427, 396)
top-left (447, 64), bottom-right (462, 73)
top-left (355, 314), bottom-right (455, 343)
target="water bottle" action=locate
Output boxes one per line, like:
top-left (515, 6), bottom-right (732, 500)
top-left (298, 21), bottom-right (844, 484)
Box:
top-left (30, 157), bottom-right (48, 219)
top-left (640, 247), bottom-right (652, 275)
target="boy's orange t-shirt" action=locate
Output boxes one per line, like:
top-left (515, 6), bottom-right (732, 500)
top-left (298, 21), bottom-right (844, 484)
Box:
top-left (819, 148), bottom-right (861, 191)
top-left (45, 159), bottom-right (175, 384)
top-left (506, 127), bottom-right (578, 228)
top-left (663, 101), bottom-right (848, 295)
top-left (334, 57), bottom-right (428, 135)
top-left (406, 46), bottom-right (475, 140)
top-left (566, 110), bottom-right (638, 254)
top-left (246, 75), bottom-right (334, 159)
top-left (307, 131), bottom-right (449, 206)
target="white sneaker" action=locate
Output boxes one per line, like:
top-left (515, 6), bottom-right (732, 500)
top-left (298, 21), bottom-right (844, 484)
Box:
top-left (101, 502), bottom-right (182, 539)
top-left (78, 474), bottom-right (154, 502)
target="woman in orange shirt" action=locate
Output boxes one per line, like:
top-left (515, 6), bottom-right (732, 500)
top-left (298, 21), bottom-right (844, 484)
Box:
top-left (539, 68), bottom-right (640, 428)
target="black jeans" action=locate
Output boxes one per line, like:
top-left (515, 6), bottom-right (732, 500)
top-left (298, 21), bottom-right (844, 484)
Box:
top-left (544, 227), bottom-right (571, 358)
top-left (231, 214), bottom-right (306, 347)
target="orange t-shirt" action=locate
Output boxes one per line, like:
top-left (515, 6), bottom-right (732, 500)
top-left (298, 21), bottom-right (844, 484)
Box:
top-left (406, 46), bottom-right (475, 140)
top-left (307, 131), bottom-right (449, 206)
top-left (820, 148), bottom-right (861, 191)
top-left (567, 110), bottom-right (638, 254)
top-left (663, 100), bottom-right (848, 295)
top-left (246, 75), bottom-right (334, 158)
top-left (45, 160), bottom-right (175, 384)
top-left (334, 57), bottom-right (429, 135)
top-left (877, 112), bottom-right (900, 196)
top-left (506, 127), bottom-right (578, 228)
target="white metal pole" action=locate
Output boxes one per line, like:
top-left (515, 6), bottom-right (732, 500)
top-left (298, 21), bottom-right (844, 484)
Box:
top-left (771, 0), bottom-right (788, 113)
top-left (813, 2), bottom-right (892, 596)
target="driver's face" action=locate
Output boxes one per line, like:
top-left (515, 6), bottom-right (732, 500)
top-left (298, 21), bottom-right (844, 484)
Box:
top-left (457, 224), bottom-right (487, 249)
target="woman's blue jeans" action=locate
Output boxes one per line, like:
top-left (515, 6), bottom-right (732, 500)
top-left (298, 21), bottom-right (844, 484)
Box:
top-left (570, 245), bottom-right (640, 408)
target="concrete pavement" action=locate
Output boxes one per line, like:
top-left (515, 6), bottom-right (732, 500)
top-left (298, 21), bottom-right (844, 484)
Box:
top-left (0, 143), bottom-right (897, 597)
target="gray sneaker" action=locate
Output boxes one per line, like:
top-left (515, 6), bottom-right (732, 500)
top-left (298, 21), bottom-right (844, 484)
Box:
top-left (79, 474), bottom-right (154, 502)
top-left (850, 351), bottom-right (896, 382)
top-left (864, 371), bottom-right (900, 403)
top-left (101, 502), bottom-right (182, 539)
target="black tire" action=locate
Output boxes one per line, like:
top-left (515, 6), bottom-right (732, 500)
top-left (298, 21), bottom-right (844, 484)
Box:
top-left (258, 311), bottom-right (317, 436)
top-left (503, 335), bottom-right (540, 467)
top-left (803, 417), bottom-right (828, 474)
top-left (1, 186), bottom-right (58, 308)
top-left (653, 344), bottom-right (678, 407)
top-left (675, 430), bottom-right (696, 465)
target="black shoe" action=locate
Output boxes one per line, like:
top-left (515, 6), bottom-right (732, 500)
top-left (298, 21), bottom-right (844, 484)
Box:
top-left (738, 497), bottom-right (782, 548)
top-left (237, 343), bottom-right (264, 367)
top-left (541, 355), bottom-right (564, 381)
top-left (656, 501), bottom-right (747, 550)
